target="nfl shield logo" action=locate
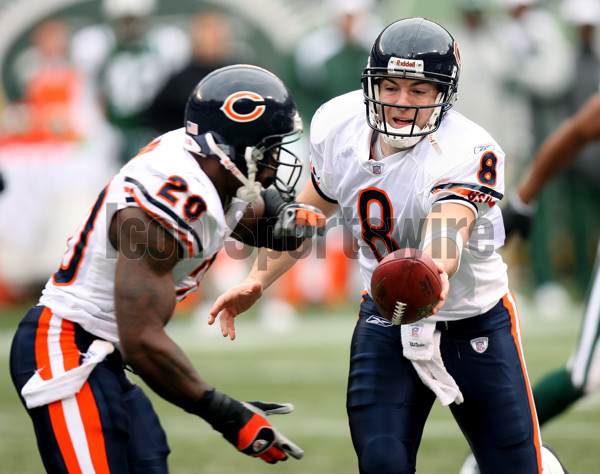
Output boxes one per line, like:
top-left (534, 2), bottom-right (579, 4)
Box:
top-left (372, 164), bottom-right (382, 175)
top-left (470, 337), bottom-right (489, 353)
top-left (411, 324), bottom-right (422, 338)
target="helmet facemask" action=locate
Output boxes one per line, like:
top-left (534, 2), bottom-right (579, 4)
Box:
top-left (361, 18), bottom-right (461, 150)
top-left (363, 60), bottom-right (458, 149)
top-left (183, 113), bottom-right (303, 202)
top-left (251, 129), bottom-right (304, 200)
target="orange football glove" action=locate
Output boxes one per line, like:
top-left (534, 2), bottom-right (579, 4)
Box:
top-left (274, 202), bottom-right (326, 239)
top-left (191, 390), bottom-right (304, 464)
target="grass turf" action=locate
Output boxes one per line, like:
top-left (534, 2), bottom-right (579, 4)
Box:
top-left (1, 295), bottom-right (598, 473)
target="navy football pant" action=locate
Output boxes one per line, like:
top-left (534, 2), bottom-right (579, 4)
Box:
top-left (347, 293), bottom-right (542, 474)
top-left (10, 306), bottom-right (170, 473)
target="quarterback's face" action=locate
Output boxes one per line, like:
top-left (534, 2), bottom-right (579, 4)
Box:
top-left (378, 78), bottom-right (439, 130)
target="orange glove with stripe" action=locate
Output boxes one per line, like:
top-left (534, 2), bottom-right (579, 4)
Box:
top-left (190, 389), bottom-right (304, 464)
top-left (274, 202), bottom-right (327, 239)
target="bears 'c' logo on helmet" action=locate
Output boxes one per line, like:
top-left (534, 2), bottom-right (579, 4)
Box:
top-left (220, 91), bottom-right (266, 122)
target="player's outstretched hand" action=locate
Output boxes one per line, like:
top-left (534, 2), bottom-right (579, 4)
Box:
top-left (503, 192), bottom-right (535, 238)
top-left (274, 202), bottom-right (326, 239)
top-left (193, 390), bottom-right (304, 464)
top-left (208, 280), bottom-right (263, 340)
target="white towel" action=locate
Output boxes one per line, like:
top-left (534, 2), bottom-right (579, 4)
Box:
top-left (21, 340), bottom-right (115, 408)
top-left (401, 320), bottom-right (464, 406)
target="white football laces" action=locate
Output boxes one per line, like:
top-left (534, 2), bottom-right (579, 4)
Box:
top-left (392, 301), bottom-right (407, 325)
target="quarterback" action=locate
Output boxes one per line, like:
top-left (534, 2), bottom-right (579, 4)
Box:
top-left (210, 19), bottom-right (567, 473)
top-left (10, 65), bottom-right (325, 472)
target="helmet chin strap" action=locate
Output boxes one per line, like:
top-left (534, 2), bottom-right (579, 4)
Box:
top-left (204, 133), bottom-right (262, 202)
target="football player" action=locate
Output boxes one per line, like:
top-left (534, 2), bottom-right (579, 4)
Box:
top-left (209, 19), bottom-right (567, 473)
top-left (9, 64), bottom-right (325, 472)
top-left (462, 91), bottom-right (600, 474)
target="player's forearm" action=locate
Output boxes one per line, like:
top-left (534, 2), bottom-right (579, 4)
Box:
top-left (421, 203), bottom-right (474, 279)
top-left (520, 93), bottom-right (600, 204)
top-left (518, 124), bottom-right (583, 204)
top-left (423, 239), bottom-right (461, 279)
top-left (248, 239), bottom-right (313, 289)
top-left (128, 325), bottom-right (213, 407)
top-left (121, 322), bottom-right (215, 410)
top-left (115, 271), bottom-right (211, 409)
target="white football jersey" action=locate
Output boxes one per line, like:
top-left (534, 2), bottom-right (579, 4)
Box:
top-left (40, 128), bottom-right (246, 342)
top-left (310, 90), bottom-right (508, 320)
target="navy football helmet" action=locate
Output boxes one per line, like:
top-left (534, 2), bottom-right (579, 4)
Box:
top-left (362, 18), bottom-right (460, 148)
top-left (183, 64), bottom-right (303, 201)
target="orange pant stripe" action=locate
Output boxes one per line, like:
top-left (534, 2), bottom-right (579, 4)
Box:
top-left (503, 290), bottom-right (543, 472)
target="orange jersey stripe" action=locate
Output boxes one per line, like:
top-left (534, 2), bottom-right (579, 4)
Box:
top-left (432, 187), bottom-right (472, 197)
top-left (503, 291), bottom-right (543, 472)
top-left (431, 186), bottom-right (498, 208)
top-left (130, 191), bottom-right (195, 257)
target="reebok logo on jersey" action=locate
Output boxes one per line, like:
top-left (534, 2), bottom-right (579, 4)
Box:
top-left (366, 315), bottom-right (393, 327)
top-left (474, 143), bottom-right (494, 154)
top-left (470, 337), bottom-right (489, 353)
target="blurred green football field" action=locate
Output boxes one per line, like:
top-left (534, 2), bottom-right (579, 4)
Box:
top-left (1, 295), bottom-right (599, 473)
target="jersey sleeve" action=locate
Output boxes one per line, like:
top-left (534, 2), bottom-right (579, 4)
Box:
top-left (308, 106), bottom-right (338, 203)
top-left (427, 146), bottom-right (505, 218)
top-left (120, 173), bottom-right (208, 259)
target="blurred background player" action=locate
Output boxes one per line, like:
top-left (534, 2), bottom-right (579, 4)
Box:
top-left (9, 65), bottom-right (325, 472)
top-left (289, 0), bottom-right (381, 122)
top-left (493, 0), bottom-right (575, 306)
top-left (71, 0), bottom-right (188, 164)
top-left (147, 9), bottom-right (235, 135)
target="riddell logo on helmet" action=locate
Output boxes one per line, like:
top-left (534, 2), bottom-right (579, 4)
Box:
top-left (388, 57), bottom-right (424, 74)
top-left (220, 91), bottom-right (266, 123)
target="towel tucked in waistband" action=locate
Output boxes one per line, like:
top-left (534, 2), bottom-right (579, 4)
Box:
top-left (401, 319), bottom-right (463, 406)
top-left (21, 340), bottom-right (115, 409)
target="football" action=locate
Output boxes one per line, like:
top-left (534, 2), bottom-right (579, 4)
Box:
top-left (370, 248), bottom-right (442, 325)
